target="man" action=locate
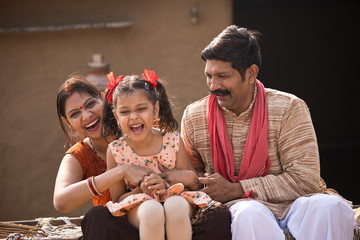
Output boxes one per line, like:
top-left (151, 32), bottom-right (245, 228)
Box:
top-left (181, 25), bottom-right (356, 239)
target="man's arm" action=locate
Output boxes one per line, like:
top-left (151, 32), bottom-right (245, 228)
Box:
top-left (239, 98), bottom-right (321, 203)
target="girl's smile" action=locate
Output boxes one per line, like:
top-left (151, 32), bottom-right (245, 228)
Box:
top-left (113, 90), bottom-right (159, 144)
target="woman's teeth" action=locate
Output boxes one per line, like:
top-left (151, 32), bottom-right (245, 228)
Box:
top-left (85, 119), bottom-right (98, 129)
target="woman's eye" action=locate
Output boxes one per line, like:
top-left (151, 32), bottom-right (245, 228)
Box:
top-left (86, 101), bottom-right (96, 108)
top-left (70, 111), bottom-right (80, 118)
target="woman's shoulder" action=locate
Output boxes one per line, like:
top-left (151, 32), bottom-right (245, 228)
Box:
top-left (66, 141), bottom-right (89, 156)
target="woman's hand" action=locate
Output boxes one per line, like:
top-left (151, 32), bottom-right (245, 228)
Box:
top-left (122, 165), bottom-right (152, 186)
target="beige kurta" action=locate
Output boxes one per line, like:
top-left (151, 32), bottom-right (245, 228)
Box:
top-left (181, 84), bottom-right (327, 219)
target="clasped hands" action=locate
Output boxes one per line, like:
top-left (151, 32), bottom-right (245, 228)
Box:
top-left (124, 164), bottom-right (244, 203)
top-left (140, 171), bottom-right (244, 203)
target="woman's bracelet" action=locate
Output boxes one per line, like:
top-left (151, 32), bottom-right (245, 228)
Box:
top-left (86, 176), bottom-right (102, 197)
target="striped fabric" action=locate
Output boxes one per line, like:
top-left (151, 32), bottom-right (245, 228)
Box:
top-left (181, 84), bottom-right (324, 219)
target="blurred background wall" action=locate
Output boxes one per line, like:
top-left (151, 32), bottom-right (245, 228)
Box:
top-left (0, 0), bottom-right (359, 221)
top-left (0, 0), bottom-right (232, 220)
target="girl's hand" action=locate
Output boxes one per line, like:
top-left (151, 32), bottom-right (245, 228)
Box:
top-left (140, 173), bottom-right (168, 196)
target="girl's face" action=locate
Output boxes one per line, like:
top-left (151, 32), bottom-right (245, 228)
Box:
top-left (113, 90), bottom-right (159, 142)
top-left (64, 91), bottom-right (102, 139)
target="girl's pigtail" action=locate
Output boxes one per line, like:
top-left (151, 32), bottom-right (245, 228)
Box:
top-left (155, 81), bottom-right (178, 134)
top-left (101, 90), bottom-right (122, 141)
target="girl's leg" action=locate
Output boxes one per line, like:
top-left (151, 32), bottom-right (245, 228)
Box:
top-left (164, 196), bottom-right (193, 240)
top-left (128, 200), bottom-right (165, 240)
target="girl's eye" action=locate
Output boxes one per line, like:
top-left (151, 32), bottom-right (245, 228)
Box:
top-left (119, 111), bottom-right (129, 115)
top-left (138, 107), bottom-right (147, 111)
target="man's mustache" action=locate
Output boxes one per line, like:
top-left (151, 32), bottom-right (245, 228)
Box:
top-left (209, 89), bottom-right (231, 96)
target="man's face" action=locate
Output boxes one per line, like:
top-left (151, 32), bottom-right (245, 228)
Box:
top-left (205, 60), bottom-right (255, 115)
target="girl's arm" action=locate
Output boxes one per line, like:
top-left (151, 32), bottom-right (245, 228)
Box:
top-left (168, 136), bottom-right (202, 190)
top-left (107, 148), bottom-right (153, 202)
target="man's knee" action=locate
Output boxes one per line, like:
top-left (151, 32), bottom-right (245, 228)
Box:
top-left (230, 200), bottom-right (275, 224)
top-left (294, 194), bottom-right (353, 217)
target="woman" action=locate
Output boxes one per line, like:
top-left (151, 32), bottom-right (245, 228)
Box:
top-left (54, 75), bottom-right (231, 240)
top-left (54, 75), bottom-right (152, 212)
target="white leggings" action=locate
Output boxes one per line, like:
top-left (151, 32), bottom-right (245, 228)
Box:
top-left (230, 194), bottom-right (356, 240)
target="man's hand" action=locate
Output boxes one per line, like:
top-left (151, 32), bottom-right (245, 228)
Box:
top-left (197, 173), bottom-right (244, 203)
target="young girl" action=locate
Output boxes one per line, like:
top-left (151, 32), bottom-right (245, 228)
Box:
top-left (102, 69), bottom-right (211, 240)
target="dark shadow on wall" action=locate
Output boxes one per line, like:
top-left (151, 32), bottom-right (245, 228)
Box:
top-left (233, 0), bottom-right (360, 204)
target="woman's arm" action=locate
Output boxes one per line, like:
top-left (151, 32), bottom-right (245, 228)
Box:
top-left (53, 145), bottom-right (152, 212)
top-left (53, 152), bottom-right (128, 212)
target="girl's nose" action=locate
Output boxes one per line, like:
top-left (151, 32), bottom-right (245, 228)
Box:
top-left (129, 111), bottom-right (138, 120)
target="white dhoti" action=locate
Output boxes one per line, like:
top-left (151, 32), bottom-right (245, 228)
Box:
top-left (230, 194), bottom-right (356, 240)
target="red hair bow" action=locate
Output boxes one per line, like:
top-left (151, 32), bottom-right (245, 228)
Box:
top-left (106, 72), bottom-right (124, 104)
top-left (141, 69), bottom-right (158, 88)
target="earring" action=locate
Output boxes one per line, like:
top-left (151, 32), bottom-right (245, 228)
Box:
top-left (153, 117), bottom-right (160, 128)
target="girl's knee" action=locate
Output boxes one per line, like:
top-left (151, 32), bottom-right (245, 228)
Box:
top-left (138, 200), bottom-right (165, 223)
top-left (164, 196), bottom-right (191, 220)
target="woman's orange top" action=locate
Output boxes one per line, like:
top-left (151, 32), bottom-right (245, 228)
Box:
top-left (65, 141), bottom-right (111, 206)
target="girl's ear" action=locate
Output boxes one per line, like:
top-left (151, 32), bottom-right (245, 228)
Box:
top-left (112, 109), bottom-right (121, 126)
top-left (101, 92), bottom-right (106, 99)
top-left (154, 101), bottom-right (160, 119)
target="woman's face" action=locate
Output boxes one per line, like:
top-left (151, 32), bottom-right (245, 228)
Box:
top-left (64, 91), bottom-right (103, 139)
top-left (112, 90), bottom-right (159, 143)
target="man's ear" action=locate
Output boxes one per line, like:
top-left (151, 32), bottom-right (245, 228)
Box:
top-left (246, 64), bottom-right (259, 84)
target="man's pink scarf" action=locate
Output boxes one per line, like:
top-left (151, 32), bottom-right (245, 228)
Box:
top-left (207, 80), bottom-right (270, 184)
